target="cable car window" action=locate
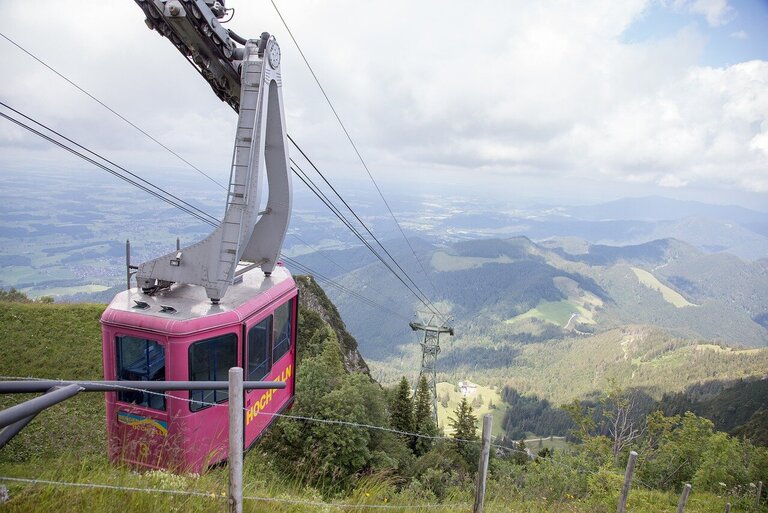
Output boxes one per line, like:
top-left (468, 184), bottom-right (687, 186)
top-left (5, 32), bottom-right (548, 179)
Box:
top-left (248, 317), bottom-right (272, 381)
top-left (272, 299), bottom-right (293, 363)
top-left (189, 333), bottom-right (238, 412)
top-left (116, 336), bottom-right (165, 410)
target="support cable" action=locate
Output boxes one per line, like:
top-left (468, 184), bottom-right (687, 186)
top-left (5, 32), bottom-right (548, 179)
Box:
top-left (0, 106), bottom-right (219, 228)
top-left (286, 232), bottom-right (346, 274)
top-left (269, 3), bottom-right (443, 311)
top-left (290, 137), bottom-right (444, 320)
top-left (1, 104), bottom-right (418, 323)
top-left (280, 255), bottom-right (412, 322)
top-left (0, 31), bottom-right (227, 191)
top-left (292, 162), bottom-right (441, 317)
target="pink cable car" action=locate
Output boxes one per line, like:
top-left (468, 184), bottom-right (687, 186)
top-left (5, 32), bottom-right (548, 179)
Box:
top-left (101, 265), bottom-right (297, 472)
top-left (103, 2), bottom-right (296, 472)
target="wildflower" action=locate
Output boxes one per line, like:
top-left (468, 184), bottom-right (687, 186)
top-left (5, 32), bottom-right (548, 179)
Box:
top-left (719, 483), bottom-right (727, 488)
top-left (365, 492), bottom-right (370, 497)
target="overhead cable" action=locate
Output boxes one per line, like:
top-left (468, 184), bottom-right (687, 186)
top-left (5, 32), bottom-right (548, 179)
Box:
top-left (268, 4), bottom-right (443, 316)
top-left (291, 161), bottom-right (442, 317)
top-left (280, 255), bottom-right (412, 322)
top-left (0, 31), bottom-right (227, 191)
top-left (0, 104), bottom-right (414, 321)
top-left (290, 137), bottom-right (444, 319)
top-left (0, 104), bottom-right (219, 228)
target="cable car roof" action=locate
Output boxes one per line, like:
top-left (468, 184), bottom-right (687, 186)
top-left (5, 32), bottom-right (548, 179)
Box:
top-left (102, 265), bottom-right (295, 335)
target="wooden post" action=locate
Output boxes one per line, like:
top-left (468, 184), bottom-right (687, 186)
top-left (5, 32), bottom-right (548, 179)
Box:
top-left (228, 367), bottom-right (244, 513)
top-left (676, 483), bottom-right (692, 513)
top-left (757, 481), bottom-right (763, 509)
top-left (473, 414), bottom-right (493, 513)
top-left (616, 451), bottom-right (638, 513)
top-left (723, 502), bottom-right (730, 513)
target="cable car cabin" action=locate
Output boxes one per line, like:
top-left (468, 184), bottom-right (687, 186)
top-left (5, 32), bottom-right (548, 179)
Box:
top-left (100, 264), bottom-right (297, 473)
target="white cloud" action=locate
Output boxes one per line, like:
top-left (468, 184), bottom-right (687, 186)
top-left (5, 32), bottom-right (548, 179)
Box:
top-left (688, 0), bottom-right (735, 26)
top-left (0, 0), bottom-right (766, 201)
top-left (664, 0), bottom-right (735, 26)
top-left (730, 30), bottom-right (748, 40)
top-left (659, 174), bottom-right (689, 188)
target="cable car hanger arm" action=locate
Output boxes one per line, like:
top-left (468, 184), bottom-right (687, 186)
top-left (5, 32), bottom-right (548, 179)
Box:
top-left (132, 0), bottom-right (292, 303)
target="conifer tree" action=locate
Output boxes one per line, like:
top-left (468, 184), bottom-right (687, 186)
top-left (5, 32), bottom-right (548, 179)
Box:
top-left (390, 376), bottom-right (414, 445)
top-left (512, 439), bottom-right (529, 465)
top-left (450, 397), bottom-right (478, 441)
top-left (413, 375), bottom-right (437, 456)
top-left (449, 397), bottom-right (479, 467)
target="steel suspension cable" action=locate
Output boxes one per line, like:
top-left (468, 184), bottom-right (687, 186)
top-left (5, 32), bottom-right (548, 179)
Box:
top-left (0, 102), bottom-right (220, 227)
top-left (286, 232), bottom-right (346, 274)
top-left (268, 3), bottom-right (443, 313)
top-left (289, 136), bottom-right (444, 320)
top-left (0, 104), bottom-right (413, 321)
top-left (0, 109), bottom-right (219, 228)
top-left (0, 31), bottom-right (227, 191)
top-left (291, 162), bottom-right (442, 317)
top-left (280, 256), bottom-right (412, 322)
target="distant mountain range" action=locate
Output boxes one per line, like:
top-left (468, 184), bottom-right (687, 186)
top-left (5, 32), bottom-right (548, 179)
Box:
top-left (563, 196), bottom-right (768, 224)
top-left (420, 196), bottom-right (768, 260)
top-left (322, 235), bottom-right (768, 360)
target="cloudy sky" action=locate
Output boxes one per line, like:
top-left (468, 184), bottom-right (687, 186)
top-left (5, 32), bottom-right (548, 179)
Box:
top-left (1, 0), bottom-right (767, 209)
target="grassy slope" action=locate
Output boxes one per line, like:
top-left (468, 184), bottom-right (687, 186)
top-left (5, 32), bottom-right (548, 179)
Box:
top-left (507, 300), bottom-right (580, 326)
top-left (434, 382), bottom-right (508, 437)
top-left (1, 454), bottom-right (744, 513)
top-left (631, 267), bottom-right (696, 308)
top-left (0, 302), bottom-right (106, 462)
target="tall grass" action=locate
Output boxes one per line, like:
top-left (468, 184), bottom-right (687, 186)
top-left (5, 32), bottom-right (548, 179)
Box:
top-left (1, 453), bottom-right (754, 512)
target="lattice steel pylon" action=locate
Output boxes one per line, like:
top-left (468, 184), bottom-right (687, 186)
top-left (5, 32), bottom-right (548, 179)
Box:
top-left (410, 318), bottom-right (454, 424)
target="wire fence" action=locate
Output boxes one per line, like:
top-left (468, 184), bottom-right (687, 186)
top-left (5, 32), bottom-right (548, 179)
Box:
top-left (0, 375), bottom-right (518, 453)
top-left (1, 374), bottom-right (758, 513)
top-left (0, 373), bottom-right (634, 491)
top-left (0, 476), bottom-right (467, 510)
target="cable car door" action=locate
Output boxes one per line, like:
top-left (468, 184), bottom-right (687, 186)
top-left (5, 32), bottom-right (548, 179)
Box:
top-left (243, 297), bottom-right (296, 448)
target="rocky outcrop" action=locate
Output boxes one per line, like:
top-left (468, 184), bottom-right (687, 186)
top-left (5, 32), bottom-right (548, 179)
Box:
top-left (295, 275), bottom-right (370, 374)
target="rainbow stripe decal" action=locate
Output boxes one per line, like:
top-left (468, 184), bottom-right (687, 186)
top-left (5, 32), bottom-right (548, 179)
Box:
top-left (117, 411), bottom-right (168, 437)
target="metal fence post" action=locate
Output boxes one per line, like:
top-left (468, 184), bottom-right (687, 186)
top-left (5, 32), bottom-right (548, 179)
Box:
top-left (473, 414), bottom-right (493, 513)
top-left (616, 451), bottom-right (637, 513)
top-left (757, 481), bottom-right (763, 509)
top-left (228, 367), bottom-right (243, 513)
top-left (723, 502), bottom-right (730, 513)
top-left (676, 483), bottom-right (692, 513)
